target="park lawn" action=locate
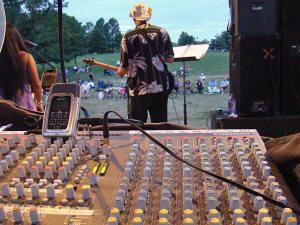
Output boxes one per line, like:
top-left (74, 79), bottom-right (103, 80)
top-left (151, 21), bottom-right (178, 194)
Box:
top-left (38, 51), bottom-right (230, 128)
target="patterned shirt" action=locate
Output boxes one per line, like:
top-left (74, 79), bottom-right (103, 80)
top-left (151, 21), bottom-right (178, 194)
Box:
top-left (120, 22), bottom-right (174, 96)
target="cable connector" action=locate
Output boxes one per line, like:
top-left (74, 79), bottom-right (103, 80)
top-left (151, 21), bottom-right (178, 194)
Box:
top-left (103, 138), bottom-right (110, 145)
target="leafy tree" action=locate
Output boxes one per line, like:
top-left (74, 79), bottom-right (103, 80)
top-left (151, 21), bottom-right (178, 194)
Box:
top-left (209, 31), bottom-right (230, 50)
top-left (104, 18), bottom-right (122, 52)
top-left (178, 31), bottom-right (196, 46)
top-left (83, 22), bottom-right (94, 34)
top-left (3, 0), bottom-right (22, 24)
top-left (88, 18), bottom-right (109, 53)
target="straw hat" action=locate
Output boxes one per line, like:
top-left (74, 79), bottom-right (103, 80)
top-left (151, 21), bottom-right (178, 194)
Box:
top-left (129, 2), bottom-right (152, 21)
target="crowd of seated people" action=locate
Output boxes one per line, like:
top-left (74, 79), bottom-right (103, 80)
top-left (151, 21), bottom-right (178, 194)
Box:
top-left (170, 76), bottom-right (230, 95)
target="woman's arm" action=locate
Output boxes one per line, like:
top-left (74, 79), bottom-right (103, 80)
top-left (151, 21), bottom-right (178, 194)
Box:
top-left (25, 53), bottom-right (43, 111)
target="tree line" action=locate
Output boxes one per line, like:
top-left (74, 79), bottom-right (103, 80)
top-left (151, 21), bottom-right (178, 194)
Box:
top-left (3, 0), bottom-right (230, 65)
top-left (178, 31), bottom-right (231, 51)
top-left (4, 0), bottom-right (122, 64)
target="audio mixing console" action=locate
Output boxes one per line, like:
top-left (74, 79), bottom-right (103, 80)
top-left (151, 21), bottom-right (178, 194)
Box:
top-left (0, 129), bottom-right (297, 225)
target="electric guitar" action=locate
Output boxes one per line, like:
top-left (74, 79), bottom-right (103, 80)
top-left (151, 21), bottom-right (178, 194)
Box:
top-left (82, 58), bottom-right (127, 77)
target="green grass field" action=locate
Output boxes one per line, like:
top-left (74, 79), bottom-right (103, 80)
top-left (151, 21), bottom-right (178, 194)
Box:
top-left (38, 51), bottom-right (230, 128)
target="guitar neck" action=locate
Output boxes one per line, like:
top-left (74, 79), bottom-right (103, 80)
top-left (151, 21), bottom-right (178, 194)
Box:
top-left (92, 61), bottom-right (119, 72)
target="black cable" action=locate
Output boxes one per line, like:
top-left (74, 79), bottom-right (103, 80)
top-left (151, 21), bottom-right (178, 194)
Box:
top-left (103, 110), bottom-right (300, 216)
top-left (169, 92), bottom-right (180, 124)
top-left (57, 0), bottom-right (66, 83)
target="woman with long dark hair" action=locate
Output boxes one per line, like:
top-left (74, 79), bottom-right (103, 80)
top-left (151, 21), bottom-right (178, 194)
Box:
top-left (0, 22), bottom-right (43, 111)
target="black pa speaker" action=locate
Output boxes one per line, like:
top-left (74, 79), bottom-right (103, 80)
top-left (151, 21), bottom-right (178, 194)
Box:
top-left (230, 35), bottom-right (281, 117)
top-left (232, 0), bottom-right (278, 36)
top-left (279, 0), bottom-right (300, 115)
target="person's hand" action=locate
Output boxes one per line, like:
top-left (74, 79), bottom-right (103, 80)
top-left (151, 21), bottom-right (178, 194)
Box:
top-left (36, 104), bottom-right (44, 112)
top-left (117, 67), bottom-right (128, 78)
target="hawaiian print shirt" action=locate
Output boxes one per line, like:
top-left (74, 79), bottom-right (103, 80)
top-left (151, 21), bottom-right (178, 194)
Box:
top-left (120, 22), bottom-right (174, 96)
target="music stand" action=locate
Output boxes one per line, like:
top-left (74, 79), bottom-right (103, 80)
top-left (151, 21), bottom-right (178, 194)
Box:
top-left (173, 44), bottom-right (209, 125)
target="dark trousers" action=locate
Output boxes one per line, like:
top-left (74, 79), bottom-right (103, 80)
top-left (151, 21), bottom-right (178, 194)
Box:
top-left (128, 92), bottom-right (168, 123)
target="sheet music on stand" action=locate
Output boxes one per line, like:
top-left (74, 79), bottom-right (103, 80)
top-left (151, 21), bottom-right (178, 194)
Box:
top-left (172, 44), bottom-right (209, 125)
top-left (173, 44), bottom-right (209, 62)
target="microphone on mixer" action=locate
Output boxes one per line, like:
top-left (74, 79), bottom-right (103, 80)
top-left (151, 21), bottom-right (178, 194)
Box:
top-left (24, 40), bottom-right (38, 48)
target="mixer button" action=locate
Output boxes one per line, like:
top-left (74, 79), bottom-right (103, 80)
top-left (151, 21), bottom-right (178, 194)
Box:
top-left (257, 208), bottom-right (269, 225)
top-left (262, 166), bottom-right (271, 179)
top-left (235, 217), bottom-right (246, 225)
top-left (4, 155), bottom-right (13, 168)
top-left (88, 172), bottom-right (97, 186)
top-left (273, 188), bottom-right (283, 199)
top-left (183, 218), bottom-right (194, 225)
top-left (143, 167), bottom-right (152, 178)
top-left (63, 161), bottom-right (71, 174)
top-left (261, 216), bottom-right (272, 225)
top-left (0, 206), bottom-right (7, 223)
top-left (31, 183), bottom-right (40, 199)
top-left (7, 137), bottom-right (15, 149)
top-left (31, 166), bottom-right (39, 179)
top-left (286, 217), bottom-right (297, 225)
top-left (209, 217), bottom-right (220, 225)
top-left (58, 167), bottom-right (67, 180)
top-left (281, 208), bottom-right (293, 224)
top-left (52, 156), bottom-right (60, 168)
top-left (253, 196), bottom-right (264, 212)
top-left (107, 216), bottom-right (118, 225)
top-left (59, 147), bottom-right (67, 158)
top-left (233, 209), bottom-right (244, 223)
top-left (30, 207), bottom-right (41, 224)
top-left (159, 208), bottom-right (169, 220)
top-left (12, 134), bottom-right (20, 144)
top-left (0, 144), bottom-right (8, 155)
top-left (230, 196), bottom-right (240, 212)
top-left (184, 167), bottom-right (191, 177)
top-left (266, 176), bottom-right (276, 189)
top-left (66, 184), bottom-right (75, 200)
top-left (138, 189), bottom-right (147, 200)
top-left (13, 207), bottom-right (23, 223)
top-left (184, 196), bottom-right (193, 210)
top-left (124, 167), bottom-right (133, 179)
top-left (43, 152), bottom-right (50, 163)
top-left (0, 160), bottom-right (8, 172)
top-left (207, 197), bottom-right (217, 210)
top-left (1, 183), bottom-right (9, 197)
top-left (66, 157), bottom-right (74, 169)
top-left (16, 183), bottom-right (25, 198)
top-left (137, 196), bottom-right (146, 211)
top-left (78, 199), bottom-right (85, 206)
top-left (158, 217), bottom-right (169, 225)
top-left (161, 189), bottom-right (170, 198)
top-left (35, 161), bottom-right (43, 173)
top-left (44, 166), bottom-right (53, 179)
top-left (24, 138), bottom-right (32, 149)
top-left (270, 182), bottom-right (280, 193)
top-left (37, 144), bottom-right (45, 154)
top-left (10, 150), bottom-right (19, 162)
top-left (114, 196), bottom-right (124, 212)
top-left (46, 184), bottom-right (55, 199)
top-left (110, 208), bottom-right (121, 223)
top-left (29, 133), bottom-right (36, 144)
top-left (184, 189), bottom-right (193, 199)
top-left (160, 197), bottom-right (170, 210)
top-left (48, 161), bottom-right (56, 173)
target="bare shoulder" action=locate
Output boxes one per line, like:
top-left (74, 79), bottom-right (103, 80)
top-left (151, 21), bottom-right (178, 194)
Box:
top-left (19, 51), bottom-right (31, 60)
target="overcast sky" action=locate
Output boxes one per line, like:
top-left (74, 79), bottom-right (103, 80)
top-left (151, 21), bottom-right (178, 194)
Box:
top-left (64, 0), bottom-right (230, 42)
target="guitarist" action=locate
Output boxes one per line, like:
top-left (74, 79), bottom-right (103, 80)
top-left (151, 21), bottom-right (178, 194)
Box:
top-left (117, 2), bottom-right (174, 123)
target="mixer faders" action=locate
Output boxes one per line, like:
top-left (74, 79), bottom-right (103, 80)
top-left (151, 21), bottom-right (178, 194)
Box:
top-left (0, 130), bottom-right (297, 224)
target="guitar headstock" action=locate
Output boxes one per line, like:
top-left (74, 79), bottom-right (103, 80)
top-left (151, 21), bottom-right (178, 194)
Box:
top-left (82, 58), bottom-right (95, 65)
